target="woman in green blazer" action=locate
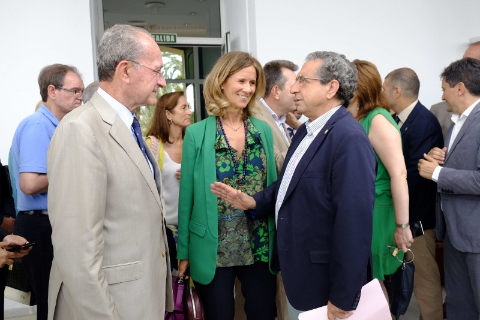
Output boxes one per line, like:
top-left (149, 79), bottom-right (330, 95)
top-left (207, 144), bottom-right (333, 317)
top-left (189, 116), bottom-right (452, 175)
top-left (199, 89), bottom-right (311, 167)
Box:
top-left (177, 52), bottom-right (278, 320)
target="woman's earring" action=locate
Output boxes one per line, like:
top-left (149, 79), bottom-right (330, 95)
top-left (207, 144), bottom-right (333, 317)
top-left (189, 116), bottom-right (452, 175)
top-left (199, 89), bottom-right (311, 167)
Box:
top-left (168, 119), bottom-right (172, 125)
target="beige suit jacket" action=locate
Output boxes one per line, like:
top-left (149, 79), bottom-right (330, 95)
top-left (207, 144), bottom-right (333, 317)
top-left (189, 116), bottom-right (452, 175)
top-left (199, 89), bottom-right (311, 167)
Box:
top-left (47, 93), bottom-right (173, 320)
top-left (255, 102), bottom-right (290, 171)
top-left (430, 101), bottom-right (453, 139)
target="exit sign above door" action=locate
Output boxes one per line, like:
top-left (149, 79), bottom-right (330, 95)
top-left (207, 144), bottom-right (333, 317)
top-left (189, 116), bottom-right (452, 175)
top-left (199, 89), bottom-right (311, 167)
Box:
top-left (151, 33), bottom-right (177, 43)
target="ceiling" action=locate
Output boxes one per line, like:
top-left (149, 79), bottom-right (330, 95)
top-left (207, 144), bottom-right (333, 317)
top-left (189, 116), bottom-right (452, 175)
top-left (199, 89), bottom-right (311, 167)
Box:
top-left (102, 0), bottom-right (221, 38)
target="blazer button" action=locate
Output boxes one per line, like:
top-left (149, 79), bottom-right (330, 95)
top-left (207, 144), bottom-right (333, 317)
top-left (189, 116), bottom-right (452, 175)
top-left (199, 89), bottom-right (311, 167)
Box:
top-left (162, 250), bottom-right (166, 258)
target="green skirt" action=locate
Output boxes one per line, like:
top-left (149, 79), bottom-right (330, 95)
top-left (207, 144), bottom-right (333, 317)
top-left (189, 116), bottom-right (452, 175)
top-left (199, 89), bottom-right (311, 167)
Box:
top-left (371, 193), bottom-right (403, 280)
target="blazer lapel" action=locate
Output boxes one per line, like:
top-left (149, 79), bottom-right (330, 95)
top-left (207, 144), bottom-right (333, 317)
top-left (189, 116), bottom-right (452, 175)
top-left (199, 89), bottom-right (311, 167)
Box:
top-left (445, 102), bottom-right (480, 163)
top-left (202, 117), bottom-right (219, 235)
top-left (91, 93), bottom-right (162, 209)
top-left (279, 107), bottom-right (347, 203)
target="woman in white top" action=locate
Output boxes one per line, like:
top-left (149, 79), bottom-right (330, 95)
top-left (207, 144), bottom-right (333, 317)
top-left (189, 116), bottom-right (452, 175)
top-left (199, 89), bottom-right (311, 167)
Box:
top-left (145, 91), bottom-right (192, 269)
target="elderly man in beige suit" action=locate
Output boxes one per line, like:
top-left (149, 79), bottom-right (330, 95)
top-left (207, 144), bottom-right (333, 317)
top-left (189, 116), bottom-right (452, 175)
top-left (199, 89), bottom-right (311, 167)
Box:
top-left (47, 24), bottom-right (173, 319)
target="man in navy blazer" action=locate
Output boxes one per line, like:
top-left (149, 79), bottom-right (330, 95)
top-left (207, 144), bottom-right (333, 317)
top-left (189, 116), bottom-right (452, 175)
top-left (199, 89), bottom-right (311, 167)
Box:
top-left (419, 58), bottom-right (480, 319)
top-left (211, 51), bottom-right (376, 320)
top-left (383, 68), bottom-right (444, 319)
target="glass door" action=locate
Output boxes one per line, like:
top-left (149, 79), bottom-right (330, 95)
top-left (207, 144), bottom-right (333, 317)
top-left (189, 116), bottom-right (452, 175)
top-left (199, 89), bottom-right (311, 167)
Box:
top-left (139, 45), bottom-right (221, 131)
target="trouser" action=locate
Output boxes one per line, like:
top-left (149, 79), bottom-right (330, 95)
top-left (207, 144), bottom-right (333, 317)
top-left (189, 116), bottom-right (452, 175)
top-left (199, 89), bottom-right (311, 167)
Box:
top-left (444, 232), bottom-right (480, 319)
top-left (234, 271), bottom-right (290, 320)
top-left (14, 213), bottom-right (53, 320)
top-left (195, 262), bottom-right (276, 320)
top-left (410, 229), bottom-right (443, 320)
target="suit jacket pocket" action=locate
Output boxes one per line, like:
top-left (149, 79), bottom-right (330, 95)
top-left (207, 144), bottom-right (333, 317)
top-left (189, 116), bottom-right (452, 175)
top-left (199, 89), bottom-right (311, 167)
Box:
top-left (189, 220), bottom-right (206, 238)
top-left (310, 251), bottom-right (330, 264)
top-left (102, 261), bottom-right (143, 285)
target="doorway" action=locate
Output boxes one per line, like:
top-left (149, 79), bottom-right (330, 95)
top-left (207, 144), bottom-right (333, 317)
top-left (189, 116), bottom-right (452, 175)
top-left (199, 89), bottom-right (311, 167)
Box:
top-left (138, 45), bottom-right (222, 130)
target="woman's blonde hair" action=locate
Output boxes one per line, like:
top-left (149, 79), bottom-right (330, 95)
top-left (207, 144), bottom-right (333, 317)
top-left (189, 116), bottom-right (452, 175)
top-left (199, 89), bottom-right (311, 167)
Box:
top-left (203, 51), bottom-right (265, 119)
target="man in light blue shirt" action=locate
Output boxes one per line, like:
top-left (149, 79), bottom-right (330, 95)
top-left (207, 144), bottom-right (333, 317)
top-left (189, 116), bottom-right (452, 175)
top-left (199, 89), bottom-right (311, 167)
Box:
top-left (10, 64), bottom-right (83, 320)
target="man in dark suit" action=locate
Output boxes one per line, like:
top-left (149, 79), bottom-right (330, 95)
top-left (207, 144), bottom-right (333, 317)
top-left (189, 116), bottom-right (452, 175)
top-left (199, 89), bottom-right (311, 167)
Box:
top-left (212, 51), bottom-right (376, 320)
top-left (419, 58), bottom-right (480, 319)
top-left (383, 68), bottom-right (444, 319)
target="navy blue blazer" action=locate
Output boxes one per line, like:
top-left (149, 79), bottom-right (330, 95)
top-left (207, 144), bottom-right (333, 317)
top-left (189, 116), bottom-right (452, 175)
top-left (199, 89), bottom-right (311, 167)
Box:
top-left (253, 107), bottom-right (376, 312)
top-left (400, 101), bottom-right (443, 230)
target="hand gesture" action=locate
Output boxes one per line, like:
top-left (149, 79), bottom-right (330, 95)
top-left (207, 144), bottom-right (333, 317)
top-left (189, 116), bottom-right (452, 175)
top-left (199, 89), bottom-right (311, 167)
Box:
top-left (427, 147), bottom-right (447, 165)
top-left (210, 182), bottom-right (256, 210)
top-left (418, 153), bottom-right (440, 180)
top-left (285, 112), bottom-right (302, 130)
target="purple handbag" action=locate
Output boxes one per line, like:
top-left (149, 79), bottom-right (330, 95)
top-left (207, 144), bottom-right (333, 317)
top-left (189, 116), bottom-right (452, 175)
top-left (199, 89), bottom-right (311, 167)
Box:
top-left (165, 274), bottom-right (186, 320)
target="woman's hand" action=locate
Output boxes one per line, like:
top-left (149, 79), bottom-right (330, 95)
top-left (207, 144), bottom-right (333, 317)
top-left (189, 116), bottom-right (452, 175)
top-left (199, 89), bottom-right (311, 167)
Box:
top-left (175, 169), bottom-right (181, 181)
top-left (178, 259), bottom-right (189, 278)
top-left (394, 227), bottom-right (414, 253)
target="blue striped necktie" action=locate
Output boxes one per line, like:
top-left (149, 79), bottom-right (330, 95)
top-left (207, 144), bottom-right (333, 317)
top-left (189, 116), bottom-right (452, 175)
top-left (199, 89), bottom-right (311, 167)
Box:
top-left (132, 116), bottom-right (149, 163)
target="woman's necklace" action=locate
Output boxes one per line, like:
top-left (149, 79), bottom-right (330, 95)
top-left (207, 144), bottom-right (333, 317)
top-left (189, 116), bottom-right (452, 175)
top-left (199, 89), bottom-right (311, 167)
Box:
top-left (218, 117), bottom-right (248, 186)
top-left (221, 118), bottom-right (243, 132)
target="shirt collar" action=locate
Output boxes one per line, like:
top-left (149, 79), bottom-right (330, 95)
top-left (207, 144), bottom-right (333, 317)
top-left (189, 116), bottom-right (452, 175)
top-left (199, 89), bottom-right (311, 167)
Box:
top-left (397, 99), bottom-right (418, 123)
top-left (305, 105), bottom-right (341, 136)
top-left (259, 98), bottom-right (286, 122)
top-left (450, 98), bottom-right (480, 124)
top-left (97, 87), bottom-right (134, 128)
top-left (38, 104), bottom-right (60, 127)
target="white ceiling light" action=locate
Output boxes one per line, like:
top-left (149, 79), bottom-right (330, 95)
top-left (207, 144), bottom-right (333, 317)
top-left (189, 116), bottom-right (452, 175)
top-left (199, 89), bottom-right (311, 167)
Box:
top-left (145, 2), bottom-right (165, 14)
top-left (126, 20), bottom-right (147, 26)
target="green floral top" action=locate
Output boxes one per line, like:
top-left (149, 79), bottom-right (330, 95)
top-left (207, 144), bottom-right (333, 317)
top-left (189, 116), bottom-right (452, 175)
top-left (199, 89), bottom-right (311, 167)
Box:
top-left (215, 118), bottom-right (269, 267)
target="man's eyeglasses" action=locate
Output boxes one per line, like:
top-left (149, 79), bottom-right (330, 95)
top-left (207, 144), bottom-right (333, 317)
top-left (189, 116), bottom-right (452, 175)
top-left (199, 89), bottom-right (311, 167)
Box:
top-left (295, 75), bottom-right (322, 84)
top-left (55, 86), bottom-right (83, 96)
top-left (128, 60), bottom-right (164, 78)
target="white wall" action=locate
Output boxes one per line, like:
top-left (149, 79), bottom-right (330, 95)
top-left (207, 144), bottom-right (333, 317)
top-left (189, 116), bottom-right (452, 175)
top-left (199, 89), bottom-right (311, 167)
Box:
top-left (227, 0), bottom-right (480, 113)
top-left (1, 0), bottom-right (479, 161)
top-left (223, 0), bottom-right (257, 54)
top-left (0, 0), bottom-right (96, 162)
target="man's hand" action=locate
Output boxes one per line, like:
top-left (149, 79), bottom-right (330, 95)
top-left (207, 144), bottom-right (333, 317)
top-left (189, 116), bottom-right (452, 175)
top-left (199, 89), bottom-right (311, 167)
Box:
top-left (210, 182), bottom-right (256, 210)
top-left (285, 112), bottom-right (302, 130)
top-left (418, 153), bottom-right (439, 180)
top-left (3, 235), bottom-right (32, 258)
top-left (1, 216), bottom-right (15, 233)
top-left (0, 235), bottom-right (31, 267)
top-left (428, 147), bottom-right (447, 165)
top-left (327, 301), bottom-right (353, 320)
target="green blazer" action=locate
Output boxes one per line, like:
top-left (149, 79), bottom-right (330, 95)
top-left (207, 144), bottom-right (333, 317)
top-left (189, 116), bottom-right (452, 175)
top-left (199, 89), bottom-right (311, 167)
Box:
top-left (177, 116), bottom-right (278, 284)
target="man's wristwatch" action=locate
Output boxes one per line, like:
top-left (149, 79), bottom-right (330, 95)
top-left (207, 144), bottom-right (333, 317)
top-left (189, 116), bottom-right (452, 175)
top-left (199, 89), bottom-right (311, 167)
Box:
top-left (396, 222), bottom-right (410, 229)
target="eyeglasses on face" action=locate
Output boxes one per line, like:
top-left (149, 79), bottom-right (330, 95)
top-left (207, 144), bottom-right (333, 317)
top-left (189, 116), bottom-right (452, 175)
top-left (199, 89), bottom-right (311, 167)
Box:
top-left (128, 60), bottom-right (165, 78)
top-left (55, 86), bottom-right (83, 96)
top-left (294, 75), bottom-right (322, 84)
